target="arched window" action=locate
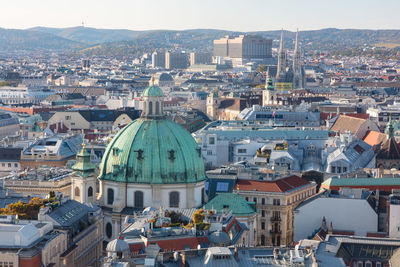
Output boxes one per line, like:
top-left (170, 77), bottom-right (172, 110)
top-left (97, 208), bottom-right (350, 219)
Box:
top-left (105, 222), bottom-right (112, 239)
top-left (75, 186), bottom-right (80, 197)
top-left (169, 191), bottom-right (180, 208)
top-left (261, 235), bottom-right (265, 246)
top-left (134, 191), bottom-right (144, 208)
top-left (107, 188), bottom-right (114, 205)
top-left (88, 186), bottom-right (93, 197)
top-left (201, 188), bottom-right (205, 204)
top-left (143, 102), bottom-right (146, 115)
top-left (148, 101), bottom-right (153, 115)
top-left (155, 102), bottom-right (160, 115)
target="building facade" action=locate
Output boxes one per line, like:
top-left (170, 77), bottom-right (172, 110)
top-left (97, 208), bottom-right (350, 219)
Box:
top-left (236, 175), bottom-right (317, 246)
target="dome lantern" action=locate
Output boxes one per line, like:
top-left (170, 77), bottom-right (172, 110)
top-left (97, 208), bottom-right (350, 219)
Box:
top-left (142, 77), bottom-right (165, 118)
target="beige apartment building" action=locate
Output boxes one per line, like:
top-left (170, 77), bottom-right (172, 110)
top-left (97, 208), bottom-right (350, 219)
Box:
top-left (236, 175), bottom-right (317, 246)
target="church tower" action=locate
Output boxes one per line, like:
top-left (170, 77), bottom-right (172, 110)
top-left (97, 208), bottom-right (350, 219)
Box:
top-left (292, 29), bottom-right (305, 89)
top-left (263, 70), bottom-right (276, 106)
top-left (276, 30), bottom-right (287, 81)
top-left (386, 116), bottom-right (395, 139)
top-left (71, 139), bottom-right (97, 204)
top-left (207, 91), bottom-right (220, 120)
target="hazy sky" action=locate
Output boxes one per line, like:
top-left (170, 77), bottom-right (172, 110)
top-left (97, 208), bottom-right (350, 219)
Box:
top-left (1, 0), bottom-right (399, 31)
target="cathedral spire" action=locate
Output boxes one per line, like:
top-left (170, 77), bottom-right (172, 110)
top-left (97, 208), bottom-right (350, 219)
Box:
top-left (276, 29), bottom-right (287, 80)
top-left (292, 29), bottom-right (304, 89)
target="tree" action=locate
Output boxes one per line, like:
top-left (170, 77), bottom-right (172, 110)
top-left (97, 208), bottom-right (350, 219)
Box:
top-left (256, 64), bottom-right (267, 73)
top-left (193, 209), bottom-right (205, 224)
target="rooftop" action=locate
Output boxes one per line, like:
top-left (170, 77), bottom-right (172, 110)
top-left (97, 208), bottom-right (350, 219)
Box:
top-left (236, 175), bottom-right (311, 193)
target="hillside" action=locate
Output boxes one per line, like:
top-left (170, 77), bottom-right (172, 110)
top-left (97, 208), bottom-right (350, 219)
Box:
top-left (0, 28), bottom-right (83, 51)
top-left (2, 27), bottom-right (400, 54)
top-left (30, 26), bottom-right (147, 44)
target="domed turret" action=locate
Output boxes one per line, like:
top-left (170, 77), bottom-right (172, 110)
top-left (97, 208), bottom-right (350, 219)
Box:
top-left (106, 239), bottom-right (130, 258)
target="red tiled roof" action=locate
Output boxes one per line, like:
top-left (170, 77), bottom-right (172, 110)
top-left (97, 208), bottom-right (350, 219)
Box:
top-left (148, 236), bottom-right (208, 251)
top-left (330, 115), bottom-right (367, 134)
top-left (320, 112), bottom-right (369, 121)
top-left (367, 232), bottom-right (387, 238)
top-left (332, 230), bottom-right (354, 236)
top-left (363, 130), bottom-right (387, 147)
top-left (236, 175), bottom-right (310, 193)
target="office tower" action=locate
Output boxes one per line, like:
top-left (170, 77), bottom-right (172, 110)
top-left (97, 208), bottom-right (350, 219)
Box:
top-left (165, 51), bottom-right (189, 69)
top-left (213, 35), bottom-right (272, 59)
top-left (152, 50), bottom-right (166, 68)
top-left (190, 52), bottom-right (213, 65)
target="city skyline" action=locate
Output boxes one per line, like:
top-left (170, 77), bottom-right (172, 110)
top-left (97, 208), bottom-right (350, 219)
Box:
top-left (1, 0), bottom-right (400, 31)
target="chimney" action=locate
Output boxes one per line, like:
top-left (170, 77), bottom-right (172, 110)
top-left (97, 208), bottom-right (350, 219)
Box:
top-left (180, 252), bottom-right (186, 267)
top-left (234, 246), bottom-right (239, 261)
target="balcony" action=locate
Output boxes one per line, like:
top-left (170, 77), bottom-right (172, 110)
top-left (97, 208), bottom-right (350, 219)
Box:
top-left (270, 217), bottom-right (281, 222)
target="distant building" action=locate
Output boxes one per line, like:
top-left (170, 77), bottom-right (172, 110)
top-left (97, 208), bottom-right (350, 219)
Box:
top-left (375, 118), bottom-right (400, 169)
top-left (275, 30), bottom-right (306, 91)
top-left (294, 188), bottom-right (378, 241)
top-left (0, 218), bottom-right (67, 267)
top-left (20, 134), bottom-right (83, 168)
top-left (152, 51), bottom-right (166, 68)
top-left (0, 113), bottom-right (20, 139)
top-left (213, 35), bottom-right (272, 60)
top-left (330, 114), bottom-right (380, 140)
top-left (0, 147), bottom-right (22, 173)
top-left (3, 167), bottom-right (73, 197)
top-left (193, 120), bottom-right (329, 168)
top-left (388, 194), bottom-right (400, 239)
top-left (165, 51), bottom-right (189, 69)
top-left (205, 192), bottom-right (258, 247)
top-left (238, 105), bottom-right (320, 127)
top-left (235, 175), bottom-right (316, 246)
top-left (47, 108), bottom-right (140, 134)
top-left (38, 199), bottom-right (103, 267)
top-left (0, 85), bottom-right (55, 105)
top-left (190, 52), bottom-right (212, 66)
top-left (154, 72), bottom-right (175, 88)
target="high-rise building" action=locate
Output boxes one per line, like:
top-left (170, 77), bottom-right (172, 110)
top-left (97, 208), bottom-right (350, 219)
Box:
top-left (213, 35), bottom-right (272, 60)
top-left (165, 51), bottom-right (189, 69)
top-left (190, 52), bottom-right (213, 65)
top-left (151, 51), bottom-right (166, 68)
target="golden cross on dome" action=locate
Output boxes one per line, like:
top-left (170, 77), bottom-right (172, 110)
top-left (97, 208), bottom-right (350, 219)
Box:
top-left (151, 71), bottom-right (155, 85)
top-left (82, 135), bottom-right (85, 148)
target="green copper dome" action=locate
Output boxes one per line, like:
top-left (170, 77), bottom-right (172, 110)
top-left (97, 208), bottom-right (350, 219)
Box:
top-left (98, 118), bottom-right (206, 184)
top-left (142, 85), bottom-right (164, 97)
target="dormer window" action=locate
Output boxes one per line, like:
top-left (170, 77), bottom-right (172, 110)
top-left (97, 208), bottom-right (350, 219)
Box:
top-left (135, 149), bottom-right (144, 160)
top-left (168, 149), bottom-right (175, 161)
top-left (112, 147), bottom-right (118, 156)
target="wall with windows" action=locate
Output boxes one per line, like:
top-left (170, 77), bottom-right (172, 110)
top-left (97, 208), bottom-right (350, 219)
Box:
top-left (294, 197), bottom-right (378, 241)
top-left (0, 161), bottom-right (20, 172)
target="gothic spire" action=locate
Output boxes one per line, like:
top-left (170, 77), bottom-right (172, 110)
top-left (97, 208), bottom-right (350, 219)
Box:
top-left (279, 29), bottom-right (284, 52)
